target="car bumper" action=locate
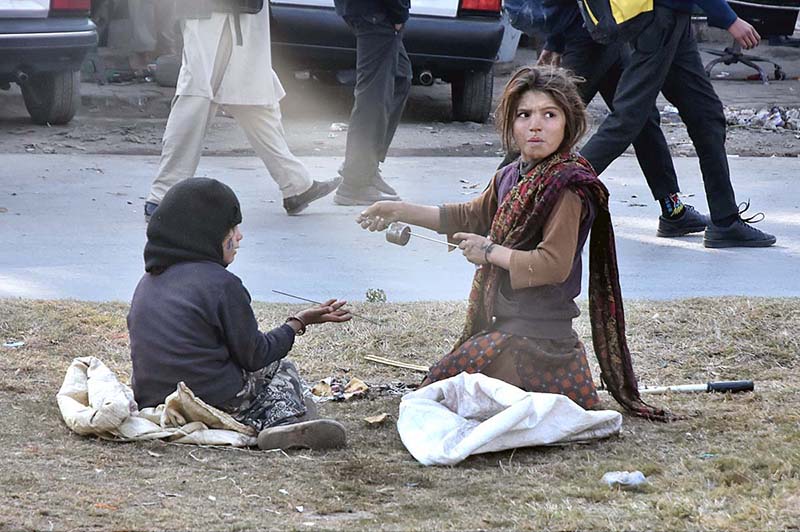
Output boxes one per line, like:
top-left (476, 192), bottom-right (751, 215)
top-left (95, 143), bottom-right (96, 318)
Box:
top-left (0, 18), bottom-right (97, 80)
top-left (270, 5), bottom-right (504, 77)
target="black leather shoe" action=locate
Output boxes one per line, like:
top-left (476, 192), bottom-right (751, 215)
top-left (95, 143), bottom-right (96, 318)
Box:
top-left (333, 184), bottom-right (400, 206)
top-left (704, 218), bottom-right (776, 248)
top-left (144, 201), bottom-right (158, 222)
top-left (283, 177), bottom-right (342, 215)
top-left (373, 170), bottom-right (398, 195)
top-left (657, 204), bottom-right (709, 237)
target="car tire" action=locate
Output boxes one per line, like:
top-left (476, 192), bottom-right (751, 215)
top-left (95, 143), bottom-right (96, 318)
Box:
top-left (451, 67), bottom-right (493, 123)
top-left (21, 70), bottom-right (81, 125)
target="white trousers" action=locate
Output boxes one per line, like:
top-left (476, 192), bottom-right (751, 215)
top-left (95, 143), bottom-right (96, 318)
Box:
top-left (148, 16), bottom-right (312, 204)
top-left (148, 98), bottom-right (313, 203)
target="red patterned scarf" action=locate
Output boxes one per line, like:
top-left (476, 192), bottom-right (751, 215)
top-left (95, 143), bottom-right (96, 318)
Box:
top-left (454, 152), bottom-right (669, 421)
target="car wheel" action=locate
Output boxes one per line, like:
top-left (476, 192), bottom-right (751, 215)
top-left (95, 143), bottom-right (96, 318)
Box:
top-left (451, 68), bottom-right (493, 123)
top-left (21, 71), bottom-right (81, 125)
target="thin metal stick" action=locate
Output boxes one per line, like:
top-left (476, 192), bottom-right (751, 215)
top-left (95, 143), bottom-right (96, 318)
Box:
top-left (271, 290), bottom-right (382, 326)
top-left (410, 232), bottom-right (458, 249)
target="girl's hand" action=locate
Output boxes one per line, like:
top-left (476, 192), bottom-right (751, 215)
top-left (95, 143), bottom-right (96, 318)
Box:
top-left (296, 299), bottom-right (352, 326)
top-left (453, 232), bottom-right (493, 266)
top-left (356, 201), bottom-right (402, 232)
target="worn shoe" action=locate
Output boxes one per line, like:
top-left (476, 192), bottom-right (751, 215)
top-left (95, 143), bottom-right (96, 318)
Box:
top-left (374, 170), bottom-right (398, 195)
top-left (333, 183), bottom-right (400, 206)
top-left (257, 419), bottom-right (347, 451)
top-left (704, 218), bottom-right (776, 248)
top-left (656, 204), bottom-right (709, 237)
top-left (283, 177), bottom-right (342, 215)
top-left (144, 201), bottom-right (159, 222)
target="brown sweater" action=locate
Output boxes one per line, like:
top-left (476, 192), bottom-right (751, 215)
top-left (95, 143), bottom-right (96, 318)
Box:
top-left (439, 174), bottom-right (583, 289)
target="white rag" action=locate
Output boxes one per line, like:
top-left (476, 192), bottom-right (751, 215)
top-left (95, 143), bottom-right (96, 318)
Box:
top-left (56, 357), bottom-right (257, 447)
top-left (397, 372), bottom-right (623, 466)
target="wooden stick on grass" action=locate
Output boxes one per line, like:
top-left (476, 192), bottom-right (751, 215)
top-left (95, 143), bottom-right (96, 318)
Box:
top-left (363, 355), bottom-right (429, 373)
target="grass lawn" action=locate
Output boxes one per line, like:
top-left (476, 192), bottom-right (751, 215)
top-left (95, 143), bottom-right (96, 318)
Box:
top-left (1, 297), bottom-right (798, 531)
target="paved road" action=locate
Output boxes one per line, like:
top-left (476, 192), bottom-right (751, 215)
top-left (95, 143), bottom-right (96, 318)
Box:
top-left (0, 154), bottom-right (797, 302)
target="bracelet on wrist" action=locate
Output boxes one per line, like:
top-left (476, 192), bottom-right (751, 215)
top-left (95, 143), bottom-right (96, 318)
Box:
top-left (285, 315), bottom-right (307, 336)
top-left (484, 242), bottom-right (496, 264)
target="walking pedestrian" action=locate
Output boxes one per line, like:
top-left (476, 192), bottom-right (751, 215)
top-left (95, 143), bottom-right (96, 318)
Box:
top-left (578, 0), bottom-right (776, 247)
top-left (332, 0), bottom-right (412, 206)
top-left (532, 0), bottom-right (709, 238)
top-left (144, 0), bottom-right (340, 220)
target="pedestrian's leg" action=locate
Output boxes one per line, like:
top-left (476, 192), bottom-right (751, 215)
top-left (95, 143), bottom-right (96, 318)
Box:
top-left (580, 7), bottom-right (682, 175)
top-left (128, 0), bottom-right (157, 57)
top-left (147, 96), bottom-right (217, 204)
top-left (147, 14), bottom-right (230, 206)
top-left (155, 0), bottom-right (179, 56)
top-left (377, 39), bottom-right (412, 164)
top-left (228, 104), bottom-right (312, 198)
top-left (227, 104), bottom-right (341, 214)
top-left (661, 15), bottom-right (774, 247)
top-left (372, 39), bottom-right (411, 194)
top-left (564, 34), bottom-right (680, 201)
top-left (572, 37), bottom-right (704, 236)
top-left (336, 18), bottom-right (403, 204)
top-left (594, 51), bottom-right (680, 201)
top-left (561, 36), bottom-right (616, 104)
top-left (659, 17), bottom-right (737, 224)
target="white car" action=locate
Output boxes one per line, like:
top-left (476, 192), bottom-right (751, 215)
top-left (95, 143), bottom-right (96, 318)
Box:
top-left (0, 0), bottom-right (97, 124)
top-left (269, 0), bottom-right (516, 122)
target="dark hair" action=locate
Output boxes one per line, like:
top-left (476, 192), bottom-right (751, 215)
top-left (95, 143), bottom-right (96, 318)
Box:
top-left (495, 66), bottom-right (588, 155)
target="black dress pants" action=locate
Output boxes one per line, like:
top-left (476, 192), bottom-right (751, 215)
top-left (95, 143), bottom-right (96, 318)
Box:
top-left (340, 14), bottom-right (412, 186)
top-left (562, 27), bottom-right (680, 200)
top-left (581, 7), bottom-right (738, 223)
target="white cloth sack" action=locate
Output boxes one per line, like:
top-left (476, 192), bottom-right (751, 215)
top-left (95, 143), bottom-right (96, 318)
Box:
top-left (397, 372), bottom-right (623, 466)
top-left (57, 357), bottom-right (257, 447)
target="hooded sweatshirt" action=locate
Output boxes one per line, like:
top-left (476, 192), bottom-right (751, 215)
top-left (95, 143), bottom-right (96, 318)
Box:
top-left (129, 178), bottom-right (295, 408)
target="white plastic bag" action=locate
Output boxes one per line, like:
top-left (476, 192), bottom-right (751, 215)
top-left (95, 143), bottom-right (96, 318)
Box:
top-left (397, 373), bottom-right (622, 466)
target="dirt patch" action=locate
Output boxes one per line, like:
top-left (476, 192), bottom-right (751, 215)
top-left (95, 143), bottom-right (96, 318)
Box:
top-left (1, 297), bottom-right (799, 531)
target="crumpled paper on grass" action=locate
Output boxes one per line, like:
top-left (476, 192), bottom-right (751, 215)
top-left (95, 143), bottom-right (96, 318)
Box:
top-left (57, 356), bottom-right (257, 446)
top-left (397, 372), bottom-right (623, 466)
top-left (311, 376), bottom-right (368, 401)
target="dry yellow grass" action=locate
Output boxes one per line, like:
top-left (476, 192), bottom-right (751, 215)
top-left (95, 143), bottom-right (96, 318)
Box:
top-left (0, 297), bottom-right (798, 532)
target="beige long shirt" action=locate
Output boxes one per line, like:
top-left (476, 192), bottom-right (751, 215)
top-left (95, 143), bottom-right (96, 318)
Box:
top-left (177, 8), bottom-right (286, 105)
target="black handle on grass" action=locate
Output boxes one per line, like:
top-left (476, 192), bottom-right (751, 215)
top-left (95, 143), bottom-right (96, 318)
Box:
top-left (707, 380), bottom-right (754, 393)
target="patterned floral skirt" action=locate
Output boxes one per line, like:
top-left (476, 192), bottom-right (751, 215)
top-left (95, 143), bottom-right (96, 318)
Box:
top-left (220, 359), bottom-right (308, 431)
top-left (424, 330), bottom-right (600, 410)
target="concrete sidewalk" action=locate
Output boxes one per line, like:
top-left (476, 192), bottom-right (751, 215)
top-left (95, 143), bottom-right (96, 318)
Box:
top-left (0, 154), bottom-right (797, 303)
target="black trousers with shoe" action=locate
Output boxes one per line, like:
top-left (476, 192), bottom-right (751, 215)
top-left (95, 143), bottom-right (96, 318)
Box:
top-left (340, 14), bottom-right (412, 187)
top-left (561, 26), bottom-right (680, 200)
top-left (581, 7), bottom-right (739, 224)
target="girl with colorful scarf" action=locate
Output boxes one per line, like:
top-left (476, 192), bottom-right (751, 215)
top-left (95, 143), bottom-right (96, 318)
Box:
top-left (357, 66), bottom-right (668, 421)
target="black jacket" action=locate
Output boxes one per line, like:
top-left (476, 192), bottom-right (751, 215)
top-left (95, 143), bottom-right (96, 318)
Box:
top-left (129, 261), bottom-right (296, 409)
top-left (334, 0), bottom-right (410, 25)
